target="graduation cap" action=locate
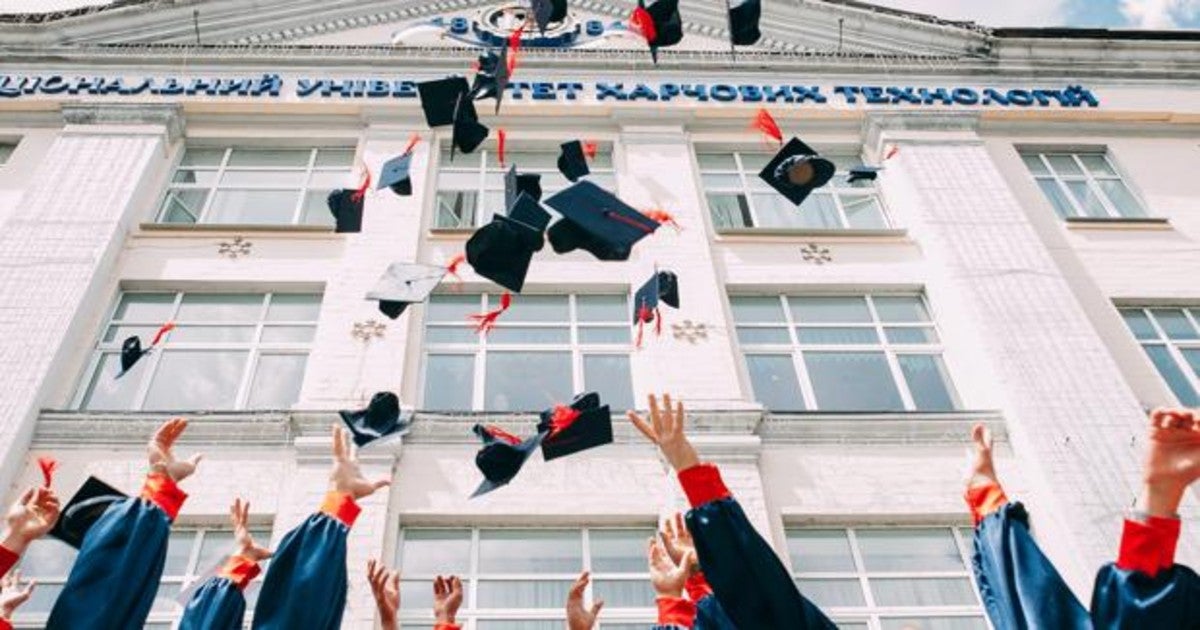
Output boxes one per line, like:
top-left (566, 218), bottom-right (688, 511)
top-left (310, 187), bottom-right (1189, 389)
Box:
top-left (545, 181), bottom-right (661, 262)
top-left (339, 391), bottom-right (412, 448)
top-left (727, 0), bottom-right (762, 46)
top-left (471, 424), bottom-right (545, 498)
top-left (537, 392), bottom-right (613, 461)
top-left (465, 212), bottom-right (545, 293)
top-left (365, 262), bottom-right (448, 319)
top-left (633, 271), bottom-right (679, 347)
top-left (505, 164), bottom-right (543, 208)
top-left (327, 188), bottom-right (365, 233)
top-left (759, 137), bottom-right (836, 206)
top-left (417, 77), bottom-right (471, 128)
top-left (49, 476), bottom-right (128, 549)
top-left (557, 140), bottom-right (591, 182)
top-left (117, 322), bottom-right (175, 378)
top-left (376, 153), bottom-right (415, 197)
top-left (847, 165), bottom-right (882, 184)
top-left (451, 92), bottom-right (489, 162)
top-left (508, 192), bottom-right (551, 233)
top-left (530, 0), bottom-right (567, 34)
top-left (470, 47), bottom-right (511, 115)
top-left (631, 0), bottom-right (683, 63)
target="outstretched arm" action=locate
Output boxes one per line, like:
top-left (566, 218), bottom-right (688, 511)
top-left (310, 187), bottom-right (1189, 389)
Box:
top-left (660, 513), bottom-right (735, 629)
top-left (179, 499), bottom-right (272, 630)
top-left (433, 575), bottom-right (464, 630)
top-left (0, 570), bottom-right (35, 630)
top-left (0, 488), bottom-right (60, 577)
top-left (367, 559), bottom-right (400, 630)
top-left (566, 571), bottom-right (604, 630)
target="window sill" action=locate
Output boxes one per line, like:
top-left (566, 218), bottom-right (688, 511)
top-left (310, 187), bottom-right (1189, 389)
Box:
top-left (715, 227), bottom-right (909, 241)
top-left (137, 223), bottom-right (336, 234)
top-left (429, 227), bottom-right (475, 238)
top-left (1064, 217), bottom-right (1171, 230)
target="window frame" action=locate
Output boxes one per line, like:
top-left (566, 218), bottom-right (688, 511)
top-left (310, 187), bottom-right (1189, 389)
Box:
top-left (1021, 151), bottom-right (1148, 220)
top-left (1119, 306), bottom-right (1200, 406)
top-left (0, 140), bottom-right (16, 167)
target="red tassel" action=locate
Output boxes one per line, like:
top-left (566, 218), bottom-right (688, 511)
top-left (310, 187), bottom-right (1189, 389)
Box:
top-left (604, 211), bottom-right (656, 234)
top-left (629, 5), bottom-right (657, 44)
top-left (497, 129), bottom-right (507, 167)
top-left (883, 144), bottom-right (900, 161)
top-left (469, 292), bottom-right (513, 335)
top-left (643, 208), bottom-right (681, 232)
top-left (582, 141), bottom-right (598, 160)
top-left (446, 253), bottom-right (466, 281)
top-left (37, 456), bottom-right (57, 488)
top-left (150, 321), bottom-right (175, 346)
top-left (351, 170), bottom-right (371, 203)
top-left (751, 108), bottom-right (783, 145)
top-left (403, 133), bottom-right (421, 156)
top-left (549, 405), bottom-right (583, 437)
top-left (655, 306), bottom-right (662, 337)
top-left (507, 23), bottom-right (524, 75)
top-left (635, 303), bottom-right (655, 349)
top-left (485, 425), bottom-right (522, 446)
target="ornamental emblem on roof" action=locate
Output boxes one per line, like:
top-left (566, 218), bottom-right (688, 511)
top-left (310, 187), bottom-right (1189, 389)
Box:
top-left (391, 1), bottom-right (634, 49)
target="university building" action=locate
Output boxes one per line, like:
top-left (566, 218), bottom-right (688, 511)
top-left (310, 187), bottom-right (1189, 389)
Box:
top-left (0, 0), bottom-right (1198, 628)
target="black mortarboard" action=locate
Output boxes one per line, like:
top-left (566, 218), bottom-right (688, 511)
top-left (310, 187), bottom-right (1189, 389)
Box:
top-left (508, 192), bottom-right (551, 233)
top-left (505, 164), bottom-right (543, 208)
top-left (471, 424), bottom-right (545, 498)
top-left (365, 262), bottom-right (448, 319)
top-left (847, 165), bottom-right (882, 184)
top-left (49, 476), bottom-right (128, 549)
top-left (557, 140), bottom-right (590, 182)
top-left (417, 77), bottom-right (471, 128)
top-left (632, 271), bottom-right (679, 322)
top-left (470, 47), bottom-right (510, 115)
top-left (759, 137), bottom-right (837, 206)
top-left (638, 0), bottom-right (683, 63)
top-left (118, 336), bottom-right (148, 377)
top-left (327, 189), bottom-right (364, 233)
top-left (537, 392), bottom-right (613, 461)
top-left (530, 0), bottom-right (567, 34)
top-left (339, 391), bottom-right (412, 447)
top-left (728, 0), bottom-right (761, 46)
top-left (545, 181), bottom-right (660, 261)
top-left (376, 153), bottom-right (415, 197)
top-left (465, 213), bottom-right (545, 292)
top-left (451, 92), bottom-right (489, 162)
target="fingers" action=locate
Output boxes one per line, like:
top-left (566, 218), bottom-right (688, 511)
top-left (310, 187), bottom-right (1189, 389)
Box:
top-left (188, 454), bottom-right (204, 469)
top-left (17, 487), bottom-right (33, 506)
top-left (332, 425), bottom-right (347, 462)
top-left (390, 571), bottom-right (400, 594)
top-left (970, 423), bottom-right (992, 450)
top-left (450, 575), bottom-right (462, 595)
top-left (590, 600), bottom-right (604, 617)
top-left (675, 400), bottom-right (685, 435)
top-left (627, 411), bottom-right (657, 443)
top-left (678, 549), bottom-right (696, 573)
top-left (1150, 408), bottom-right (1195, 429)
top-left (367, 559), bottom-right (382, 587)
top-left (674, 513), bottom-right (688, 541)
top-left (662, 394), bottom-right (674, 435)
top-left (372, 478), bottom-right (392, 492)
top-left (569, 571), bottom-right (589, 598)
top-left (648, 394), bottom-right (663, 437)
top-left (433, 575), bottom-right (445, 597)
top-left (154, 418), bottom-right (187, 450)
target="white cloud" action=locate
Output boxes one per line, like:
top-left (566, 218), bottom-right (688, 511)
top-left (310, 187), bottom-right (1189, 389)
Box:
top-left (863, 0), bottom-right (1070, 26)
top-left (1119, 0), bottom-right (1200, 27)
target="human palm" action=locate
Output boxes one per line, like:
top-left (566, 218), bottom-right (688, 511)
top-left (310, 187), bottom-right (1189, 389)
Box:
top-left (229, 498), bottom-right (272, 562)
top-left (4, 488), bottom-right (59, 546)
top-left (566, 571), bottom-right (604, 630)
top-left (148, 418), bottom-right (202, 482)
top-left (1145, 409), bottom-right (1200, 492)
top-left (329, 426), bottom-right (390, 499)
top-left (0, 571), bottom-right (34, 620)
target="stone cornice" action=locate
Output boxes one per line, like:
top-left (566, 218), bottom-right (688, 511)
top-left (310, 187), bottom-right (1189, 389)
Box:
top-left (61, 102), bottom-right (184, 141)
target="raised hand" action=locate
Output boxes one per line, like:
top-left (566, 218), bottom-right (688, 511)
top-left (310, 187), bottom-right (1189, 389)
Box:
top-left (627, 394), bottom-right (700, 472)
top-left (329, 425), bottom-right (391, 500)
top-left (659, 513), bottom-right (698, 578)
top-left (648, 537), bottom-right (693, 598)
top-left (1141, 408), bottom-right (1200, 518)
top-left (433, 575), bottom-right (463, 626)
top-left (148, 418), bottom-right (202, 482)
top-left (566, 571), bottom-right (604, 630)
top-left (0, 570), bottom-right (35, 620)
top-left (229, 498), bottom-right (272, 562)
top-left (2, 487), bottom-right (60, 555)
top-left (366, 559), bottom-right (400, 630)
top-left (966, 424), bottom-right (1000, 489)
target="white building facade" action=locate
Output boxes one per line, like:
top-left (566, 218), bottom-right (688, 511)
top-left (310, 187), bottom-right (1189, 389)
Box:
top-left (0, 1), bottom-right (1198, 628)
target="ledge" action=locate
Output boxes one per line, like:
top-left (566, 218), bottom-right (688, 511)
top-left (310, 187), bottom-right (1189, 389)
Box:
top-left (758, 410), bottom-right (1006, 444)
top-left (1064, 216), bottom-right (1171, 230)
top-left (137, 222), bottom-right (336, 235)
top-left (428, 227), bottom-right (475, 239)
top-left (715, 228), bottom-right (910, 242)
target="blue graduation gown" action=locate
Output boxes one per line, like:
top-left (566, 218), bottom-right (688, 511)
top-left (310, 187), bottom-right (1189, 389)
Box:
top-left (1091, 563), bottom-right (1200, 629)
top-left (179, 577), bottom-right (246, 630)
top-left (694, 592), bottom-right (737, 630)
top-left (250, 511), bottom-right (350, 630)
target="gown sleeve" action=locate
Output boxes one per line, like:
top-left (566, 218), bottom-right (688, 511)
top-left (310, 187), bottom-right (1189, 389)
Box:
top-left (0, 545), bottom-right (17, 578)
top-left (179, 555), bottom-right (262, 630)
top-left (651, 596), bottom-right (696, 630)
top-left (684, 572), bottom-right (736, 630)
top-left (45, 472), bottom-right (187, 630)
top-left (250, 492), bottom-right (359, 630)
top-left (966, 484), bottom-right (1090, 630)
top-left (1089, 514), bottom-right (1200, 629)
top-left (679, 464), bottom-right (836, 630)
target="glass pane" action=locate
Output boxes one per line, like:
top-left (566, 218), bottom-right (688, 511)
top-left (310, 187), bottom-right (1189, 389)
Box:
top-left (177, 294), bottom-right (263, 322)
top-left (260, 326), bottom-right (317, 343)
top-left (730, 297), bottom-right (785, 323)
top-left (1150, 309), bottom-right (1198, 340)
top-left (247, 354), bottom-right (307, 408)
top-left (171, 169), bottom-right (219, 185)
top-left (1079, 154), bottom-right (1116, 176)
top-left (736, 327), bottom-right (792, 344)
top-left (477, 580), bottom-right (575, 608)
top-left (796, 578), bottom-right (866, 608)
top-left (503, 295), bottom-right (569, 322)
top-left (502, 151), bottom-right (558, 169)
top-left (423, 355), bottom-right (474, 410)
top-left (885, 327), bottom-right (939, 344)
top-left (583, 355), bottom-right (633, 411)
top-left (1045, 155), bottom-right (1083, 176)
top-left (163, 531), bottom-right (197, 576)
top-left (856, 529), bottom-right (964, 572)
top-left (220, 169), bottom-right (307, 187)
top-left (308, 170), bottom-right (351, 188)
top-left (435, 191), bottom-right (477, 228)
top-left (881, 618), bottom-right (987, 630)
top-left (592, 579), bottom-right (656, 607)
top-left (487, 326), bottom-right (571, 344)
top-left (796, 327), bottom-right (879, 345)
top-left (746, 354), bottom-right (805, 411)
top-left (590, 530), bottom-right (653, 572)
top-left (752, 193), bottom-right (808, 229)
top-left (707, 193), bottom-right (751, 229)
top-left (873, 296), bottom-right (930, 323)
top-left (484, 352), bottom-right (572, 411)
top-left (871, 577), bottom-right (977, 606)
top-left (1096, 179), bottom-right (1145, 218)
top-left (150, 582), bottom-right (182, 613)
top-left (400, 530), bottom-right (472, 575)
top-left (20, 540), bottom-right (77, 577)
top-left (478, 621), bottom-right (563, 630)
top-left (80, 353), bottom-right (143, 410)
top-left (1036, 179), bottom-right (1076, 219)
top-left (425, 327), bottom-right (479, 344)
top-left (786, 529), bottom-right (855, 572)
top-left (804, 352), bottom-right (904, 411)
top-left (399, 580), bottom-right (436, 611)
top-left (696, 153), bottom-right (737, 170)
top-left (16, 582), bottom-right (63, 615)
top-left (143, 350), bottom-right (249, 411)
top-left (428, 295), bottom-right (483, 322)
top-left (701, 173), bottom-right (743, 188)
top-left (113, 292), bottom-right (176, 321)
top-left (577, 295), bottom-right (628, 322)
top-left (159, 189), bottom-right (208, 224)
top-left (180, 148), bottom-right (224, 167)
top-left (796, 194), bottom-right (842, 229)
top-left (738, 153), bottom-right (771, 171)
top-left (1121, 310), bottom-right (1158, 340)
top-left (898, 355), bottom-right (958, 411)
top-left (1020, 154), bottom-right (1049, 175)
top-left (1144, 345), bottom-right (1200, 406)
top-left (578, 327), bottom-right (630, 344)
top-left (314, 148), bottom-right (355, 168)
top-left (169, 325), bottom-right (256, 343)
top-left (841, 195), bottom-right (887, 229)
top-left (789, 297), bottom-right (872, 324)
top-left (207, 189), bottom-right (300, 224)
top-left (196, 531), bottom-right (232, 572)
top-left (478, 530), bottom-right (580, 573)
top-left (226, 148), bottom-right (311, 168)
top-left (267, 294), bottom-right (321, 321)
top-left (102, 324), bottom-right (160, 343)
top-left (301, 190), bottom-right (336, 226)
top-left (1064, 181), bottom-right (1108, 218)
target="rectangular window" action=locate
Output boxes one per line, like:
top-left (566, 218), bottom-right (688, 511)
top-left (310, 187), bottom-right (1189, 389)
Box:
top-left (698, 151), bottom-right (889, 231)
top-left (1020, 151), bottom-right (1147, 219)
top-left (434, 143), bottom-right (615, 229)
top-left (156, 147), bottom-right (355, 226)
top-left (731, 294), bottom-right (958, 412)
top-left (12, 524), bottom-right (270, 628)
top-left (76, 291), bottom-right (321, 411)
top-left (421, 294), bottom-right (633, 411)
top-left (396, 527), bottom-right (655, 628)
top-left (1119, 307), bottom-right (1200, 406)
top-left (786, 527), bottom-right (987, 629)
top-left (0, 141), bottom-right (16, 166)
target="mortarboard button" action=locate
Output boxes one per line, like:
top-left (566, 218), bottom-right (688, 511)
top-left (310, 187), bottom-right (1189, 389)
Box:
top-left (545, 181), bottom-right (660, 262)
top-left (508, 192), bottom-right (551, 233)
top-left (537, 392), bottom-right (613, 461)
top-left (759, 137), bottom-right (836, 206)
top-left (365, 262), bottom-right (448, 319)
top-left (417, 77), bottom-right (472, 128)
top-left (49, 476), bottom-right (129, 549)
top-left (505, 164), bottom-right (543, 209)
top-left (327, 189), bottom-right (364, 233)
top-left (728, 0), bottom-right (762, 46)
top-left (847, 165), bottom-right (882, 184)
top-left (556, 140), bottom-right (590, 182)
top-left (339, 391), bottom-right (412, 448)
top-left (465, 213), bottom-right (545, 293)
top-left (471, 424), bottom-right (545, 498)
top-left (376, 153), bottom-right (415, 197)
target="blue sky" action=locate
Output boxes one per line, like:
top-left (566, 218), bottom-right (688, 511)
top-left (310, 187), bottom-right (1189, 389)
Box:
top-left (871, 0), bottom-right (1200, 28)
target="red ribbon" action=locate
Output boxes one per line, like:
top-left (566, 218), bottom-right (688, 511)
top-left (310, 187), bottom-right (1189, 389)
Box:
top-left (403, 133), bottom-right (421, 156)
top-left (549, 405), bottom-right (583, 437)
top-left (469, 292), bottom-right (513, 335)
top-left (643, 208), bottom-right (681, 232)
top-left (150, 321), bottom-right (176, 346)
top-left (751, 108), bottom-right (783, 146)
top-left (604, 211), bottom-right (656, 234)
top-left (507, 23), bottom-right (525, 75)
top-left (635, 303), bottom-right (660, 349)
top-left (582, 141), bottom-right (598, 160)
top-left (485, 425), bottom-right (522, 446)
top-left (497, 129), bottom-right (507, 167)
top-left (629, 5), bottom-right (657, 44)
top-left (351, 170), bottom-right (371, 203)
top-left (37, 456), bottom-right (57, 488)
top-left (446, 253), bottom-right (466, 281)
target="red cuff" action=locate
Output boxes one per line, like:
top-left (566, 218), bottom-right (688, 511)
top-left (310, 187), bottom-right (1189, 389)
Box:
top-left (656, 596), bottom-right (696, 628)
top-left (218, 554), bottom-right (262, 591)
top-left (433, 624), bottom-right (461, 630)
top-left (140, 472), bottom-right (188, 521)
top-left (964, 482), bottom-right (1008, 527)
top-left (319, 491), bottom-right (361, 528)
top-left (0, 544), bottom-right (18, 578)
top-left (0, 616), bottom-right (12, 630)
top-left (1116, 515), bottom-right (1181, 578)
top-left (685, 571), bottom-right (712, 602)
top-left (677, 464), bottom-right (731, 508)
